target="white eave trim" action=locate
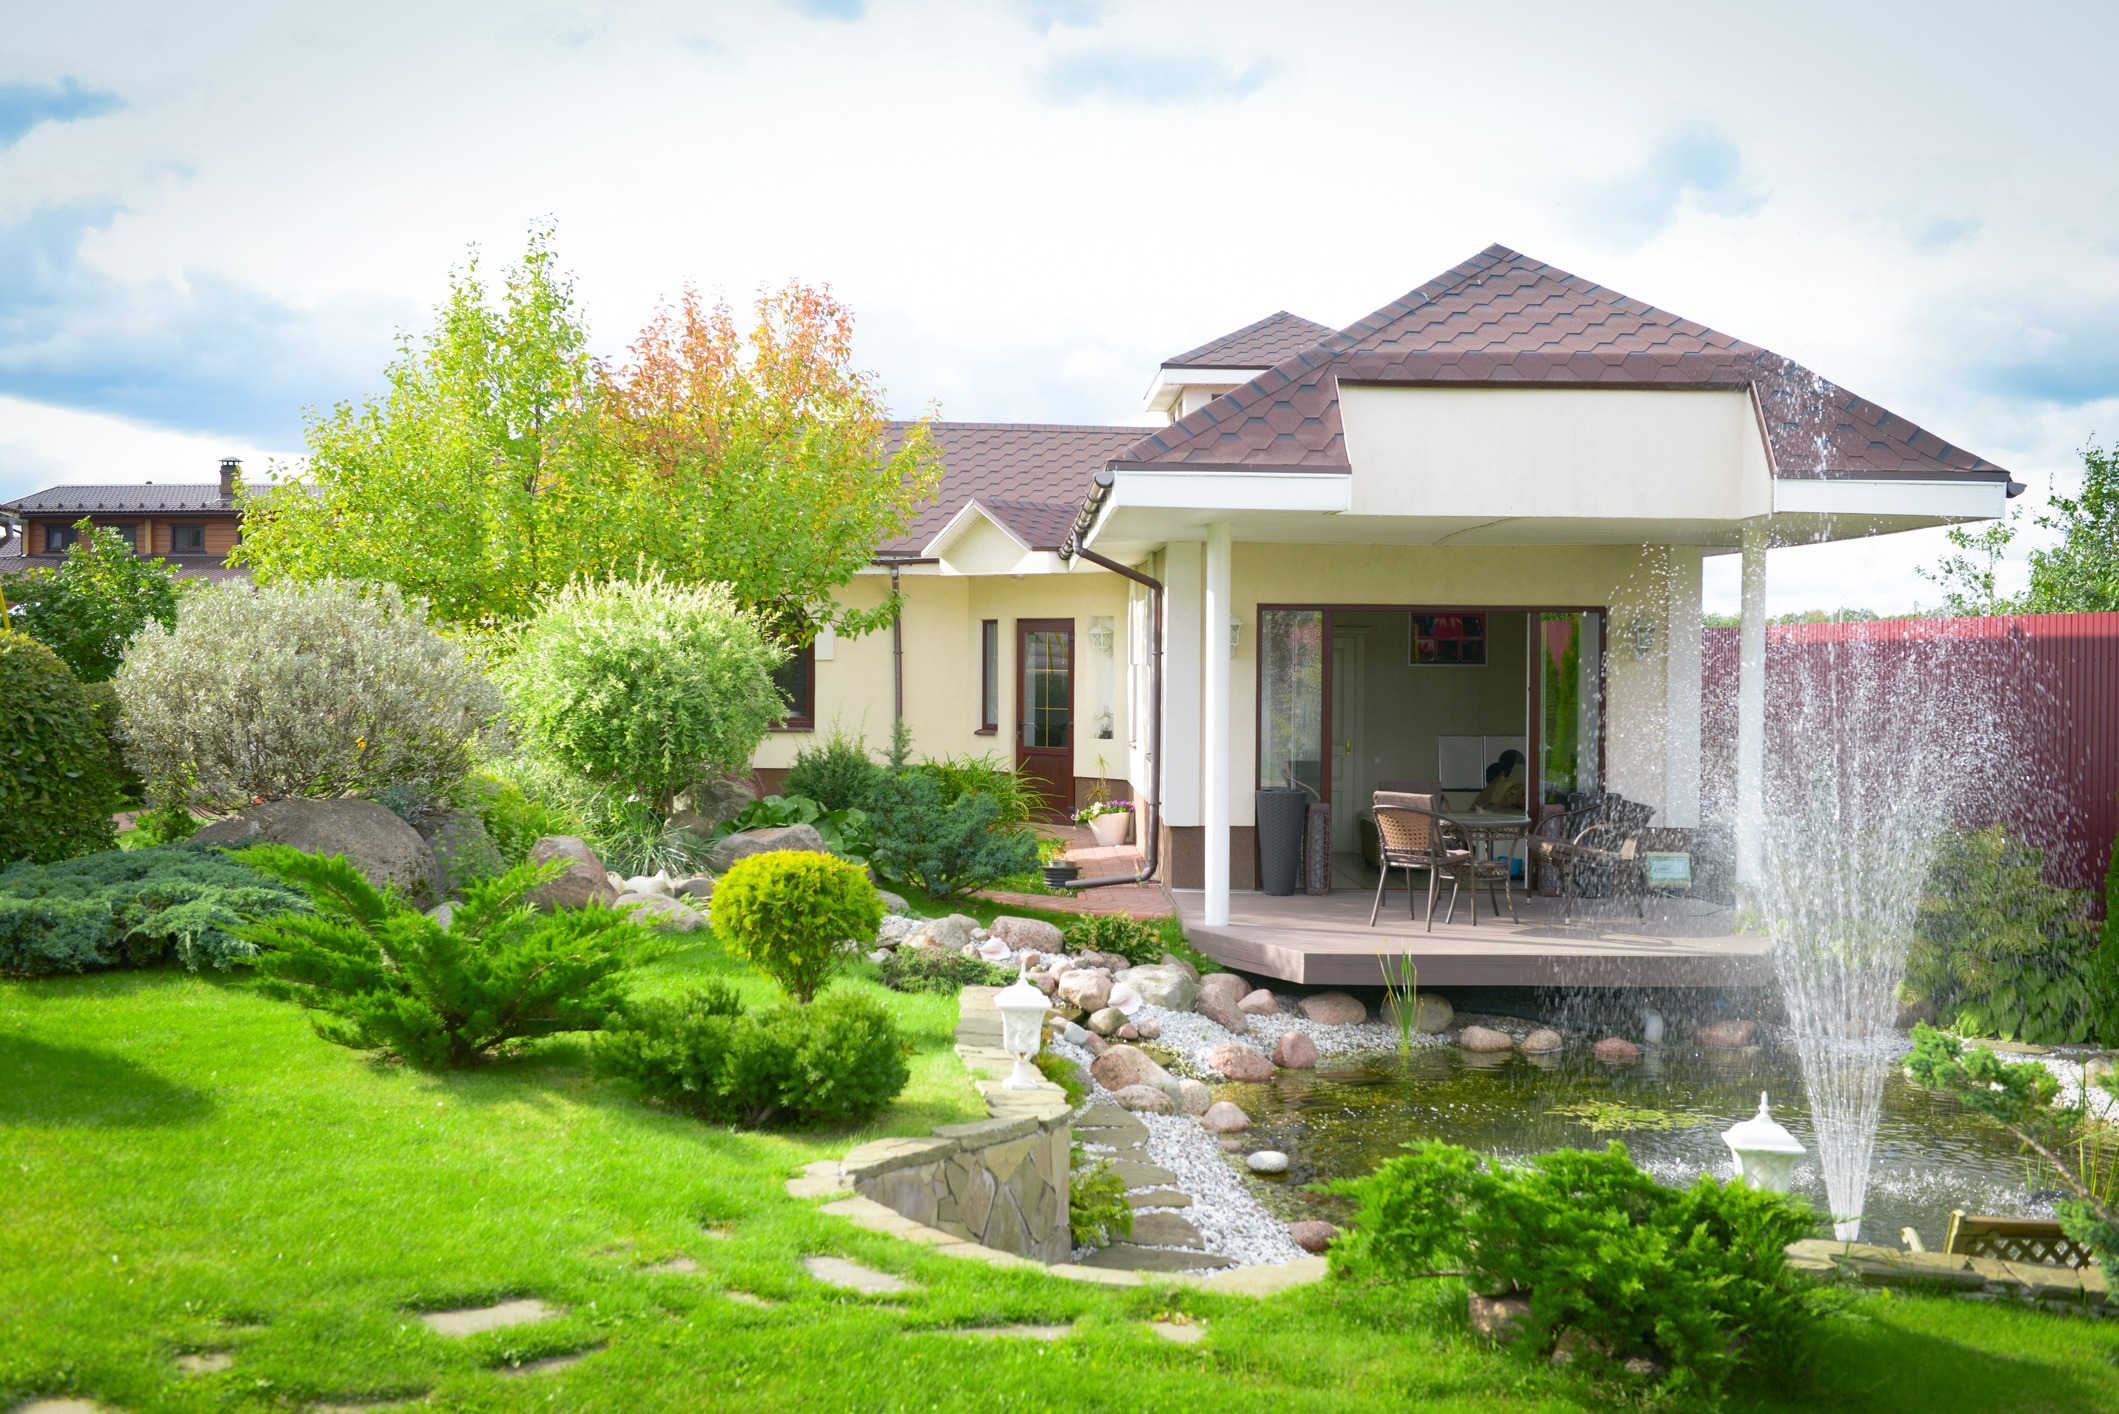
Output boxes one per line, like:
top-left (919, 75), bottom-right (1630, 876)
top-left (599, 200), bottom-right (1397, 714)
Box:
top-left (1142, 365), bottom-right (1269, 413)
top-left (1772, 477), bottom-right (2007, 520)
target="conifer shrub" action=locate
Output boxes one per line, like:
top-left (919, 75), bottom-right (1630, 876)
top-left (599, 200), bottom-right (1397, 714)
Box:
top-left (234, 845), bottom-right (654, 1067)
top-left (1327, 1141), bottom-right (1822, 1396)
top-left (711, 849), bottom-right (882, 1002)
top-left (0, 843), bottom-right (305, 976)
top-left (868, 771), bottom-right (1038, 899)
top-left (878, 947), bottom-right (1016, 994)
top-left (596, 983), bottom-right (908, 1127)
top-left (114, 580), bottom-right (502, 810)
top-left (1063, 912), bottom-right (1163, 967)
top-left (783, 729), bottom-right (885, 813)
top-left (0, 631), bottom-right (123, 864)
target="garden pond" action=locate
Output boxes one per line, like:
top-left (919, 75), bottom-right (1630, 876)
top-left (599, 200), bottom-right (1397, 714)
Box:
top-left (1219, 1035), bottom-right (2074, 1248)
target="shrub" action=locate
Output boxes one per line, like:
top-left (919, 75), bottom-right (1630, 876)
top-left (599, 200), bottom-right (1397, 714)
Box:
top-left (869, 771), bottom-right (1039, 899)
top-left (712, 850), bottom-right (882, 1002)
top-left (597, 984), bottom-right (909, 1127)
top-left (784, 728), bottom-right (885, 813)
top-left (5, 523), bottom-right (180, 682)
top-left (1326, 1140), bottom-right (1821, 1396)
top-left (234, 845), bottom-right (654, 1067)
top-left (1903, 824), bottom-right (2100, 1044)
top-left (914, 752), bottom-right (1049, 826)
top-left (0, 631), bottom-right (123, 864)
top-left (715, 793), bottom-right (875, 863)
top-left (1064, 912), bottom-right (1162, 966)
top-left (463, 769), bottom-right (581, 868)
top-left (1069, 1145), bottom-right (1132, 1247)
top-left (496, 575), bottom-right (785, 813)
top-left (114, 579), bottom-right (502, 810)
top-left (879, 947), bottom-right (1017, 995)
top-left (0, 844), bottom-right (306, 976)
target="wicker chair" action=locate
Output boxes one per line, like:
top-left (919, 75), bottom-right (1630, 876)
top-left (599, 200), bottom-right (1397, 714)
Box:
top-left (1368, 792), bottom-right (1456, 926)
top-left (1431, 815), bottom-right (1520, 928)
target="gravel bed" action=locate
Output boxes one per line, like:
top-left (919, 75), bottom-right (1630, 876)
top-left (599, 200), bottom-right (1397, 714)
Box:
top-left (1049, 1032), bottom-right (1305, 1271)
top-left (2036, 1053), bottom-right (2117, 1120)
top-left (1135, 996), bottom-right (1440, 1066)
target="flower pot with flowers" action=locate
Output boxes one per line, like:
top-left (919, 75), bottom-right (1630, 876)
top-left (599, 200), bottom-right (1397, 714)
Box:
top-left (1074, 798), bottom-right (1134, 848)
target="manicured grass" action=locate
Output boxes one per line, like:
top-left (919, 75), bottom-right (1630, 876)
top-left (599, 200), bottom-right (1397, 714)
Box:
top-left (5, 934), bottom-right (2118, 1413)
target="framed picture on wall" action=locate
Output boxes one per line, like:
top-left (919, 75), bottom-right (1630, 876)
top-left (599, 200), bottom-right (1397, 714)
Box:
top-left (1409, 613), bottom-right (1487, 666)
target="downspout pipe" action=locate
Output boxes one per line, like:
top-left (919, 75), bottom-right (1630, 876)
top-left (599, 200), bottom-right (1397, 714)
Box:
top-left (1056, 543), bottom-right (1162, 890)
top-left (891, 562), bottom-right (903, 725)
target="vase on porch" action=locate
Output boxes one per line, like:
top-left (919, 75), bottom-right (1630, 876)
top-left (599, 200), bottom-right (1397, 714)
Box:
top-left (1088, 811), bottom-right (1131, 848)
top-left (1256, 787), bottom-right (1309, 897)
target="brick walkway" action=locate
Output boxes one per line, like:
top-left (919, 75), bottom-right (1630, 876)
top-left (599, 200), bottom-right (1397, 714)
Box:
top-left (976, 825), bottom-right (1173, 919)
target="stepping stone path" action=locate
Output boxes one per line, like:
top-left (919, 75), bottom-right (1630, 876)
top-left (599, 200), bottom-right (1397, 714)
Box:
top-left (722, 1290), bottom-right (776, 1307)
top-left (948, 1324), bottom-right (1075, 1340)
top-left (418, 1298), bottom-right (560, 1336)
top-left (13, 1403), bottom-right (107, 1414)
top-left (498, 1347), bottom-right (600, 1377)
top-left (1150, 1317), bottom-right (1206, 1343)
top-left (177, 1351), bottom-right (235, 1373)
top-left (644, 1257), bottom-right (700, 1274)
top-left (1074, 1104), bottom-right (1228, 1273)
top-left (803, 1255), bottom-right (915, 1295)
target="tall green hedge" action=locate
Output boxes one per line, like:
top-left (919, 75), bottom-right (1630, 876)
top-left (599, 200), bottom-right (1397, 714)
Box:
top-left (0, 631), bottom-right (122, 864)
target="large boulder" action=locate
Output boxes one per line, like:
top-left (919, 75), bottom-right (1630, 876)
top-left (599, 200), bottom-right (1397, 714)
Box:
top-left (1593, 1036), bottom-right (1642, 1064)
top-left (525, 836), bottom-right (618, 911)
top-left (1288, 1221), bottom-right (1339, 1254)
top-left (1085, 1007), bottom-right (1127, 1038)
top-left (422, 809), bottom-right (505, 897)
top-left (1297, 991), bottom-right (1367, 1026)
top-left (1199, 1100), bottom-right (1250, 1133)
top-left (1159, 953), bottom-right (1200, 982)
top-left (668, 774), bottom-right (758, 839)
top-left (1197, 972), bottom-right (1249, 1010)
top-left (1176, 1078), bottom-right (1212, 1115)
top-left (1383, 992), bottom-right (1455, 1035)
top-left (1456, 1025), bottom-right (1515, 1053)
top-left (1272, 1031), bottom-right (1319, 1069)
top-left (989, 915), bottom-right (1065, 954)
top-left (1519, 1028), bottom-right (1564, 1054)
top-left (1112, 1084), bottom-right (1172, 1114)
top-left (1058, 969), bottom-right (1113, 1013)
top-left (615, 894), bottom-right (708, 933)
top-left (1697, 1019), bottom-right (1758, 1049)
top-left (904, 913), bottom-right (978, 952)
top-left (1090, 1044), bottom-right (1179, 1101)
top-left (707, 823), bottom-right (828, 873)
top-left (1197, 988), bottom-right (1249, 1035)
top-left (1113, 964), bottom-right (1198, 1011)
top-left (1203, 1043), bottom-right (1273, 1082)
top-left (1238, 988), bottom-right (1279, 1017)
top-left (194, 798), bottom-right (440, 902)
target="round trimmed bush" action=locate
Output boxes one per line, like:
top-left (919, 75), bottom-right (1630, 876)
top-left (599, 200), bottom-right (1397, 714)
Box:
top-left (712, 849), bottom-right (883, 1002)
top-left (0, 631), bottom-right (121, 864)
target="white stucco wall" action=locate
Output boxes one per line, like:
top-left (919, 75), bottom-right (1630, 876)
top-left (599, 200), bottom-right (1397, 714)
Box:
top-left (1338, 386), bottom-right (1775, 523)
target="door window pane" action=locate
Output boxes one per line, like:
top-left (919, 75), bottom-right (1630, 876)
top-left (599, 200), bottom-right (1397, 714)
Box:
top-left (1021, 630), bottom-right (1071, 749)
top-left (1539, 611), bottom-right (1602, 800)
top-left (1259, 609), bottom-right (1324, 795)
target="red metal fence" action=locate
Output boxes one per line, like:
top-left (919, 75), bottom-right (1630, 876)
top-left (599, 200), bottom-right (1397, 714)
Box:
top-left (1701, 613), bottom-right (2119, 895)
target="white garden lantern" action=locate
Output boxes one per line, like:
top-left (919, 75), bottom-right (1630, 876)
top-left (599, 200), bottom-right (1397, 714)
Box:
top-left (1722, 1092), bottom-right (1806, 1193)
top-left (995, 964), bottom-right (1050, 1091)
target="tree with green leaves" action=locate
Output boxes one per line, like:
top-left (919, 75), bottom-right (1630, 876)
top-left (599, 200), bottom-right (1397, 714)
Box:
top-left (1921, 442), bottom-right (2119, 615)
top-left (236, 230), bottom-right (940, 639)
top-left (5, 522), bottom-right (181, 682)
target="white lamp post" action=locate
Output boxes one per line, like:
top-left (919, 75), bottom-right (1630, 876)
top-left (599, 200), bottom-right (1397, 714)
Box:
top-left (995, 965), bottom-right (1050, 1091)
top-left (1722, 1092), bottom-right (1805, 1193)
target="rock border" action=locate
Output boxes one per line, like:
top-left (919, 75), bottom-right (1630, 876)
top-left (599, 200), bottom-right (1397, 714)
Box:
top-left (786, 983), bottom-right (1328, 1296)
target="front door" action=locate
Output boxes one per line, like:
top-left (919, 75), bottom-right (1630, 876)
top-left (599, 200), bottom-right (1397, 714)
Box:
top-left (1015, 619), bottom-right (1074, 821)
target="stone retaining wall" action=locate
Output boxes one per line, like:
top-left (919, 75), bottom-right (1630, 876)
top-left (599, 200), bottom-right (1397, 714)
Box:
top-left (831, 985), bottom-right (1075, 1265)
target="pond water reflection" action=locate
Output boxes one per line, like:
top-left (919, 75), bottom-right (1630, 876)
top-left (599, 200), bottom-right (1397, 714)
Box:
top-left (1227, 1039), bottom-right (2047, 1249)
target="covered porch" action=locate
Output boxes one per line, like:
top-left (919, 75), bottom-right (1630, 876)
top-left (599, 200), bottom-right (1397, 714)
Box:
top-left (1171, 886), bottom-right (1772, 989)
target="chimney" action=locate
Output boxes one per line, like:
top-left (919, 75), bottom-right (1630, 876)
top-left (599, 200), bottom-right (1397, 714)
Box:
top-left (219, 457), bottom-right (242, 499)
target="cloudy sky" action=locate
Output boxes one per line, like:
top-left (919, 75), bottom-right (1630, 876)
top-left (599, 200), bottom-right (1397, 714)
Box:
top-left (3, 0), bottom-right (2114, 613)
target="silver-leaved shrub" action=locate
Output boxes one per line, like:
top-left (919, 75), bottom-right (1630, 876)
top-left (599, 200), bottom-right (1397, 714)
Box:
top-left (114, 579), bottom-right (503, 809)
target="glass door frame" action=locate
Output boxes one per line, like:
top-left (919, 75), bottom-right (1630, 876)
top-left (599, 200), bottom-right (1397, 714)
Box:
top-left (1255, 603), bottom-right (1609, 860)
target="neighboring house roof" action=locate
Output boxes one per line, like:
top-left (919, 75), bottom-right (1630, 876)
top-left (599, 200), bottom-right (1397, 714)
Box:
top-left (884, 422), bottom-right (1149, 554)
top-left (1162, 310), bottom-right (1338, 369)
top-left (1118, 244), bottom-right (2013, 483)
top-left (1, 483), bottom-right (238, 514)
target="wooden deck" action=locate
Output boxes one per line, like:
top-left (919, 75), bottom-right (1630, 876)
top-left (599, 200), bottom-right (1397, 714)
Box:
top-left (1173, 886), bottom-right (1773, 989)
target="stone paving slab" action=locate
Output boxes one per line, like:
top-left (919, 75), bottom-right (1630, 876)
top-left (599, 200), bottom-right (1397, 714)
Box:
top-left (497, 1346), bottom-right (602, 1377)
top-left (1170, 1257), bottom-right (1332, 1296)
top-left (418, 1298), bottom-right (560, 1336)
top-left (803, 1255), bottom-right (915, 1295)
top-left (1078, 1244), bottom-right (1236, 1273)
top-left (946, 1324), bottom-right (1076, 1340)
top-left (1075, 1108), bottom-right (1149, 1141)
top-left (1151, 1319), bottom-right (1206, 1344)
top-left (1107, 1161), bottom-right (1179, 1188)
top-left (1127, 1210), bottom-right (1206, 1249)
top-left (13, 1403), bottom-right (107, 1414)
top-left (644, 1257), bottom-right (700, 1275)
top-left (1127, 1189), bottom-right (1193, 1210)
top-left (177, 1351), bottom-right (236, 1373)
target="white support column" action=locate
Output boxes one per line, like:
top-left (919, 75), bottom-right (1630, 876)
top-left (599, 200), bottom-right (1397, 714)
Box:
top-left (1662, 546), bottom-right (1704, 828)
top-left (1202, 522), bottom-right (1232, 926)
top-left (1735, 520), bottom-right (1768, 885)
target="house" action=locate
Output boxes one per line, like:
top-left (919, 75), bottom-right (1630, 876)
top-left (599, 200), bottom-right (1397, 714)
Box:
top-left (0, 458), bottom-right (250, 581)
top-left (755, 244), bottom-right (2015, 984)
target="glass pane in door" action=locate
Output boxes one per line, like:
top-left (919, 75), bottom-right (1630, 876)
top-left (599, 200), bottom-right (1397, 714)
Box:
top-left (1021, 630), bottom-right (1071, 748)
top-left (1259, 609), bottom-right (1324, 795)
top-left (1539, 611), bottom-right (1602, 801)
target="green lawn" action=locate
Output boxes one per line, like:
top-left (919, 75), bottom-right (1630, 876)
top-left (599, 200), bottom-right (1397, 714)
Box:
top-left (5, 930), bottom-right (2118, 1413)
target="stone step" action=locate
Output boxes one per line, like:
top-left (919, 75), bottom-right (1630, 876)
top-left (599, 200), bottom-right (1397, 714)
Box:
top-left (1107, 1161), bottom-right (1178, 1189)
top-left (1126, 1189), bottom-right (1192, 1210)
top-left (1075, 1108), bottom-right (1149, 1141)
top-left (1078, 1244), bottom-right (1236, 1273)
top-left (1127, 1211), bottom-right (1205, 1249)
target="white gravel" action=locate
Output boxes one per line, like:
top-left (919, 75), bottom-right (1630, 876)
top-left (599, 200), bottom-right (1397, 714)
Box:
top-left (1134, 995), bottom-right (1441, 1065)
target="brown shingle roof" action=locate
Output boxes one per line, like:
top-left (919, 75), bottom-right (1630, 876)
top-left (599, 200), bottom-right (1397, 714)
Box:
top-left (884, 422), bottom-right (1148, 555)
top-left (2, 483), bottom-right (239, 514)
top-left (1119, 245), bottom-right (2011, 482)
top-left (1163, 310), bottom-right (1338, 369)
